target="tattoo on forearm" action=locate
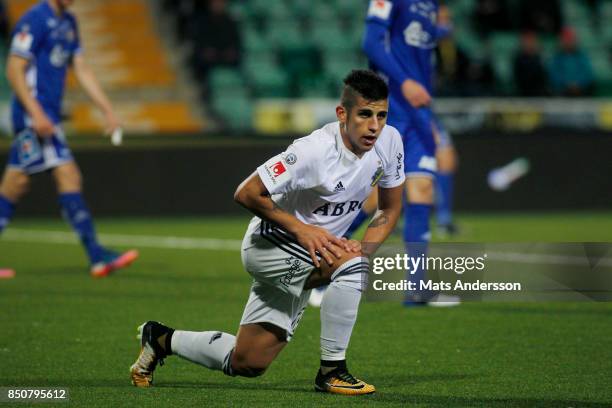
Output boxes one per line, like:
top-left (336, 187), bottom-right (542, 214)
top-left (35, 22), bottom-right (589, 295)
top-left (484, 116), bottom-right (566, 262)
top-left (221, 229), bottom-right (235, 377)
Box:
top-left (368, 214), bottom-right (389, 228)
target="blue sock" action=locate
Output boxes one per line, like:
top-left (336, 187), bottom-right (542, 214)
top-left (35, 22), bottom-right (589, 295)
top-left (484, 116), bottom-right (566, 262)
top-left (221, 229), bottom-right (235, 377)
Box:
top-left (436, 173), bottom-right (454, 226)
top-left (344, 209), bottom-right (371, 238)
top-left (0, 194), bottom-right (15, 234)
top-left (58, 192), bottom-right (104, 264)
top-left (403, 203), bottom-right (432, 302)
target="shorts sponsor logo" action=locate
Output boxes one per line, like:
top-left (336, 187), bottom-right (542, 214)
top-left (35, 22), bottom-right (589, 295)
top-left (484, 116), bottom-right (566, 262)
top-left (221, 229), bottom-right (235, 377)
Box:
top-left (281, 256), bottom-right (302, 287)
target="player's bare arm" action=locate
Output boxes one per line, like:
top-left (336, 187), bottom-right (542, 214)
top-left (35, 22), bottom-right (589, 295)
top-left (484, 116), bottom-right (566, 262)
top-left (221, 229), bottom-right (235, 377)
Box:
top-left (72, 54), bottom-right (119, 133)
top-left (6, 55), bottom-right (54, 137)
top-left (234, 172), bottom-right (350, 267)
top-left (361, 184), bottom-right (403, 257)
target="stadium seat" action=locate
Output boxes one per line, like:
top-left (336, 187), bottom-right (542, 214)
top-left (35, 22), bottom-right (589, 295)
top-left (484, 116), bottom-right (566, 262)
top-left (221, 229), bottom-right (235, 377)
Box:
top-left (208, 68), bottom-right (246, 98)
top-left (244, 58), bottom-right (291, 98)
top-left (265, 21), bottom-right (305, 50)
top-left (212, 94), bottom-right (253, 130)
top-left (248, 0), bottom-right (291, 22)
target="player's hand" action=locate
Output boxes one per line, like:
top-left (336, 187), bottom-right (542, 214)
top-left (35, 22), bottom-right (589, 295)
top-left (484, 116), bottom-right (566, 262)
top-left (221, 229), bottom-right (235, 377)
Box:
top-left (31, 110), bottom-right (55, 137)
top-left (103, 110), bottom-right (120, 135)
top-left (401, 79), bottom-right (431, 108)
top-left (294, 225), bottom-right (350, 268)
top-left (341, 237), bottom-right (362, 253)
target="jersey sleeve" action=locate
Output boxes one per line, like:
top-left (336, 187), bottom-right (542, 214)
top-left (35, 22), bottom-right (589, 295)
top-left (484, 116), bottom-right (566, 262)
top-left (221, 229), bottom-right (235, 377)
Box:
top-left (256, 139), bottom-right (322, 195)
top-left (362, 0), bottom-right (410, 85)
top-left (9, 11), bottom-right (47, 60)
top-left (378, 128), bottom-right (405, 189)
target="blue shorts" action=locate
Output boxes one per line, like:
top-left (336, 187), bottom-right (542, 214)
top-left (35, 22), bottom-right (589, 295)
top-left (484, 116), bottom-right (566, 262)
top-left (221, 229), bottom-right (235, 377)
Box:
top-left (393, 121), bottom-right (437, 178)
top-left (7, 127), bottom-right (73, 175)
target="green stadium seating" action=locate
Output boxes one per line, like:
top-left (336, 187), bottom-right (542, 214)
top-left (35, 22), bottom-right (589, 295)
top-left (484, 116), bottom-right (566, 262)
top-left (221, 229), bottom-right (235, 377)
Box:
top-left (212, 94), bottom-right (253, 130)
top-left (265, 21), bottom-right (305, 50)
top-left (221, 0), bottom-right (612, 101)
top-left (248, 0), bottom-right (291, 21)
top-left (208, 68), bottom-right (246, 98)
top-left (244, 58), bottom-right (291, 98)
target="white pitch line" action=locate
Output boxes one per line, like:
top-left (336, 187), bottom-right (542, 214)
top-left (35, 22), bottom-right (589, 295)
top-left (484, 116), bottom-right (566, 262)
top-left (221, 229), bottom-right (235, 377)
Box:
top-left (3, 229), bottom-right (242, 251)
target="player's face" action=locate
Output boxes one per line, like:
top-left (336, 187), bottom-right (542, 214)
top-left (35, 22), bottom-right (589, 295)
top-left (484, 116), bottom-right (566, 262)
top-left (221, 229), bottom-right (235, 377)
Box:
top-left (337, 96), bottom-right (388, 156)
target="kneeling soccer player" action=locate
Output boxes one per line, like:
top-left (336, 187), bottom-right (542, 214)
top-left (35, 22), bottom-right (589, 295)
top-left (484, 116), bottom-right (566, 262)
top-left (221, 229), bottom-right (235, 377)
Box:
top-left (130, 70), bottom-right (404, 395)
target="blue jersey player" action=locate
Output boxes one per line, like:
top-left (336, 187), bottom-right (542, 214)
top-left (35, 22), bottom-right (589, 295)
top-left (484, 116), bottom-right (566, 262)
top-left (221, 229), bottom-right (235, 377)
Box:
top-left (361, 0), bottom-right (458, 305)
top-left (0, 0), bottom-right (138, 278)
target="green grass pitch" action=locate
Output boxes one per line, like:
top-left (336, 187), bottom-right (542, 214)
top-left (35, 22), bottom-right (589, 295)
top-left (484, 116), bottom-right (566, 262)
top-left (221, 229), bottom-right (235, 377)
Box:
top-left (1, 212), bottom-right (611, 407)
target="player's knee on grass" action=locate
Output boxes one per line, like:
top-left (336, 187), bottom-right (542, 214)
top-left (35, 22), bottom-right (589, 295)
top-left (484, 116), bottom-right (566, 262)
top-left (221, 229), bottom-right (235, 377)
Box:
top-left (231, 323), bottom-right (286, 378)
top-left (0, 170), bottom-right (30, 202)
top-left (230, 351), bottom-right (268, 378)
top-left (406, 177), bottom-right (434, 204)
top-left (305, 247), bottom-right (363, 289)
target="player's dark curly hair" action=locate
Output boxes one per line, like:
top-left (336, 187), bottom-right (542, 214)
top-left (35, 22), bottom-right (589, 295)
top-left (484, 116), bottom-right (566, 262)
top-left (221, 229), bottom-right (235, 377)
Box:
top-left (341, 70), bottom-right (388, 110)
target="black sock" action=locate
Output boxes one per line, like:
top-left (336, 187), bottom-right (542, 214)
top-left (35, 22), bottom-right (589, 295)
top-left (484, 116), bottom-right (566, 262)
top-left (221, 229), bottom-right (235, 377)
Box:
top-left (160, 329), bottom-right (175, 356)
top-left (321, 359), bottom-right (346, 372)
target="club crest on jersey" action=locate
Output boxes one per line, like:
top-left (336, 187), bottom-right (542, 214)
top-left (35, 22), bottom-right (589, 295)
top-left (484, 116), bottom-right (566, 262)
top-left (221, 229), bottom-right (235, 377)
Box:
top-left (50, 44), bottom-right (71, 67)
top-left (284, 152), bottom-right (297, 165)
top-left (371, 166), bottom-right (384, 186)
top-left (368, 0), bottom-right (392, 19)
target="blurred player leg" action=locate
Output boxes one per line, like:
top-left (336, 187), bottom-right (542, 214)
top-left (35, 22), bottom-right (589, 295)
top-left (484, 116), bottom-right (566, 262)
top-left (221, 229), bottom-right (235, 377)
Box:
top-left (53, 162), bottom-right (138, 277)
top-left (435, 126), bottom-right (458, 236)
top-left (0, 168), bottom-right (29, 274)
top-left (0, 168), bottom-right (28, 234)
top-left (403, 176), bottom-right (434, 304)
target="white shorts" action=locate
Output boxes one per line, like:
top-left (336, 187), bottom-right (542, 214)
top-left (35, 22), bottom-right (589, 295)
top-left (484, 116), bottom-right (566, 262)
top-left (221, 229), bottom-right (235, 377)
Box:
top-left (239, 218), bottom-right (316, 340)
top-left (239, 280), bottom-right (310, 341)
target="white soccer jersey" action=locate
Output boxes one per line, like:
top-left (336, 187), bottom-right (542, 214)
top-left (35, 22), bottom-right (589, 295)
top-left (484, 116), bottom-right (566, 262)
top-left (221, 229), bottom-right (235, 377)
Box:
top-left (244, 122), bottom-right (404, 251)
